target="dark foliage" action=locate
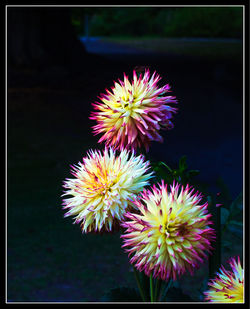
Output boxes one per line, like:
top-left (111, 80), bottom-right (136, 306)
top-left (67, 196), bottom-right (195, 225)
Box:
top-left (72, 7), bottom-right (243, 39)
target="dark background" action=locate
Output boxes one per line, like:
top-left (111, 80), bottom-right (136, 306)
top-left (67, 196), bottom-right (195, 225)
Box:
top-left (7, 6), bottom-right (244, 302)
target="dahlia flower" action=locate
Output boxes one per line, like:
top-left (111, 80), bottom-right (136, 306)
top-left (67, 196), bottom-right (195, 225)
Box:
top-left (90, 69), bottom-right (177, 151)
top-left (121, 181), bottom-right (215, 281)
top-left (62, 148), bottom-right (153, 233)
top-left (204, 256), bottom-right (244, 303)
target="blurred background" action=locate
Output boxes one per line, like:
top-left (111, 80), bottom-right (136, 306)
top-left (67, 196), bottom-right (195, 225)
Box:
top-left (7, 6), bottom-right (244, 302)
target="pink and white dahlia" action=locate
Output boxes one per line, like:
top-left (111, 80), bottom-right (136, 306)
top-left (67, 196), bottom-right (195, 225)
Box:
top-left (90, 69), bottom-right (177, 151)
top-left (204, 256), bottom-right (244, 303)
top-left (62, 148), bottom-right (153, 233)
top-left (121, 181), bottom-right (215, 281)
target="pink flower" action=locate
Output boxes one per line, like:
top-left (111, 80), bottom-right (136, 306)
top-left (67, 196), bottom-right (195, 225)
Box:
top-left (90, 69), bottom-right (177, 151)
top-left (204, 256), bottom-right (244, 303)
top-left (121, 180), bottom-right (215, 281)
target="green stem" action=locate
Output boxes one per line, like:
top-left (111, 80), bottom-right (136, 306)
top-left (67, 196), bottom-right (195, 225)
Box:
top-left (133, 267), bottom-right (147, 302)
top-left (150, 274), bottom-right (154, 303)
top-left (154, 278), bottom-right (161, 302)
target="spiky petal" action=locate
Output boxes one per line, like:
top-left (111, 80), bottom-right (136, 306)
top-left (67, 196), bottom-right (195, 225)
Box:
top-left (90, 69), bottom-right (178, 151)
top-left (204, 256), bottom-right (244, 303)
top-left (121, 180), bottom-right (215, 281)
top-left (62, 148), bottom-right (153, 233)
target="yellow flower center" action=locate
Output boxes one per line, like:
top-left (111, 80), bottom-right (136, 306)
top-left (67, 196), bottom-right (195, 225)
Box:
top-left (158, 215), bottom-right (188, 243)
top-left (121, 99), bottom-right (134, 115)
top-left (165, 221), bottom-right (176, 235)
top-left (95, 176), bottom-right (117, 196)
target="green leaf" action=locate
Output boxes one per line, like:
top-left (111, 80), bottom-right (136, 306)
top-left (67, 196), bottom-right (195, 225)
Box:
top-left (172, 170), bottom-right (177, 175)
top-left (207, 196), bottom-right (213, 210)
top-left (178, 155), bottom-right (188, 172)
top-left (151, 161), bottom-right (176, 184)
top-left (101, 286), bottom-right (142, 302)
top-left (159, 279), bottom-right (172, 302)
top-left (221, 239), bottom-right (233, 249)
top-left (230, 220), bottom-right (243, 227)
top-left (159, 161), bottom-right (173, 173)
top-left (220, 207), bottom-right (230, 225)
top-left (227, 225), bottom-right (243, 239)
top-left (229, 191), bottom-right (243, 213)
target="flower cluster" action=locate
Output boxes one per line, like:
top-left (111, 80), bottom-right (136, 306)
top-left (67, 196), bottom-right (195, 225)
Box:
top-left (90, 69), bottom-right (177, 151)
top-left (204, 256), bottom-right (244, 303)
top-left (61, 68), bottom-right (243, 303)
top-left (121, 181), bottom-right (215, 281)
top-left (62, 148), bottom-right (153, 233)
